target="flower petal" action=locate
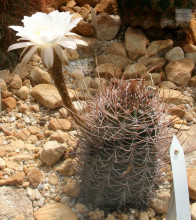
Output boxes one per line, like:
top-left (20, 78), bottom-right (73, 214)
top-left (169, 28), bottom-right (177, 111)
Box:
top-left (21, 46), bottom-right (39, 66)
top-left (43, 47), bottom-right (54, 69)
top-left (58, 39), bottom-right (77, 50)
top-left (74, 39), bottom-right (88, 46)
top-left (54, 44), bottom-right (69, 65)
top-left (7, 42), bottom-right (33, 51)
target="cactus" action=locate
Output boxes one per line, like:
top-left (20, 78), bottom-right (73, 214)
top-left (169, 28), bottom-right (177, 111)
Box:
top-left (76, 79), bottom-right (171, 210)
top-left (0, 0), bottom-right (52, 69)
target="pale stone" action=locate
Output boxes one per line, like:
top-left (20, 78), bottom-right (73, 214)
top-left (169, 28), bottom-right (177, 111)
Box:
top-left (105, 214), bottom-right (116, 220)
top-left (159, 89), bottom-right (194, 105)
top-left (9, 74), bottom-right (22, 89)
top-left (147, 39), bottom-right (173, 57)
top-left (62, 179), bottom-right (80, 197)
top-left (17, 86), bottom-right (30, 100)
top-left (75, 76), bottom-right (92, 90)
top-left (0, 158), bottom-right (5, 169)
top-left (16, 128), bottom-right (30, 141)
top-left (150, 192), bottom-right (170, 213)
top-left (77, 37), bottom-right (102, 58)
top-left (165, 58), bottom-right (194, 86)
top-left (191, 203), bottom-right (196, 220)
top-left (138, 211), bottom-right (149, 220)
top-left (34, 203), bottom-right (78, 220)
top-left (106, 41), bottom-right (127, 57)
top-left (48, 173), bottom-right (58, 185)
top-left (75, 203), bottom-right (86, 214)
top-left (0, 187), bottom-right (33, 219)
top-left (27, 168), bottom-right (43, 188)
top-left (1, 97), bottom-right (17, 110)
top-left (9, 154), bottom-right (33, 162)
top-left (187, 168), bottom-right (196, 200)
top-left (185, 52), bottom-right (196, 63)
top-left (160, 81), bottom-right (177, 89)
top-left (96, 54), bottom-right (131, 70)
top-left (12, 64), bottom-right (29, 79)
top-left (189, 76), bottom-right (196, 87)
top-left (70, 69), bottom-right (84, 79)
top-left (78, 6), bottom-right (90, 20)
top-left (40, 141), bottom-right (65, 166)
top-left (88, 210), bottom-right (104, 220)
top-left (95, 63), bottom-right (122, 78)
top-left (0, 78), bottom-right (7, 92)
top-left (123, 62), bottom-right (147, 79)
top-left (125, 27), bottom-right (148, 60)
top-left (184, 44), bottom-right (196, 53)
top-left (0, 172), bottom-right (25, 186)
top-left (96, 13), bottom-right (120, 40)
top-left (53, 158), bottom-right (77, 176)
top-left (48, 118), bottom-right (72, 131)
top-left (0, 70), bottom-right (13, 83)
top-left (66, 0), bottom-right (76, 8)
top-left (138, 57), bottom-right (166, 72)
top-left (147, 208), bottom-right (155, 218)
top-left (165, 47), bottom-right (184, 61)
top-left (50, 130), bottom-right (70, 143)
top-left (65, 48), bottom-right (79, 60)
top-left (28, 126), bottom-right (41, 135)
top-left (28, 66), bottom-right (51, 84)
top-left (2, 140), bottom-right (24, 152)
top-left (31, 84), bottom-right (62, 109)
top-left (174, 124), bottom-right (190, 131)
top-left (92, 77), bottom-right (107, 89)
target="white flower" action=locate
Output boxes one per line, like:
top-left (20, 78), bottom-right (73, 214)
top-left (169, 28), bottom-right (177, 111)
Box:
top-left (8, 10), bottom-right (87, 68)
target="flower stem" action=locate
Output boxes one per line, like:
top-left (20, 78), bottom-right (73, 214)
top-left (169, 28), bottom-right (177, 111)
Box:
top-left (48, 52), bottom-right (81, 126)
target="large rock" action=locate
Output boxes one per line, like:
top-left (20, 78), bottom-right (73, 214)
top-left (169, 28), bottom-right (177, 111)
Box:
top-left (125, 27), bottom-right (148, 60)
top-left (28, 66), bottom-right (51, 84)
top-left (0, 186), bottom-right (33, 219)
top-left (31, 84), bottom-right (62, 109)
top-left (72, 21), bottom-right (96, 38)
top-left (34, 203), bottom-right (78, 220)
top-left (123, 62), bottom-right (147, 79)
top-left (187, 168), bottom-right (196, 200)
top-left (40, 141), bottom-right (66, 166)
top-left (186, 52), bottom-right (196, 63)
top-left (77, 37), bottom-right (102, 58)
top-left (165, 47), bottom-right (184, 62)
top-left (106, 41), bottom-right (127, 57)
top-left (96, 13), bottom-right (120, 40)
top-left (147, 39), bottom-right (173, 57)
top-left (165, 58), bottom-right (194, 86)
top-left (95, 63), bottom-right (122, 78)
top-left (150, 191), bottom-right (170, 214)
top-left (159, 89), bottom-right (194, 105)
top-left (96, 54), bottom-right (130, 70)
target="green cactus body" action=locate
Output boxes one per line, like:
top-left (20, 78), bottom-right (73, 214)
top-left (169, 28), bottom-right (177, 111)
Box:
top-left (77, 80), bottom-right (170, 210)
